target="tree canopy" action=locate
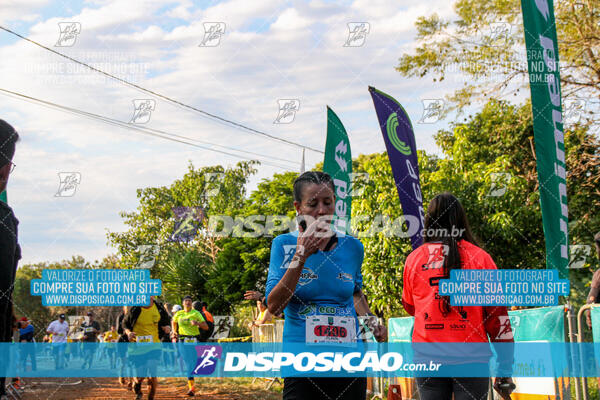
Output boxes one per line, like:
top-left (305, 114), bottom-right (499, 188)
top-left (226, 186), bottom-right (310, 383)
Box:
top-left (397, 0), bottom-right (599, 126)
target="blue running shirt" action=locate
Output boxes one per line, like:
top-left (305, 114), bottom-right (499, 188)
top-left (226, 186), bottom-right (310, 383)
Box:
top-left (265, 231), bottom-right (364, 343)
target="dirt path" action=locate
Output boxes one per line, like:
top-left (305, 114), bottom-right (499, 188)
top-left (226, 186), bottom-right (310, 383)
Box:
top-left (18, 377), bottom-right (282, 400)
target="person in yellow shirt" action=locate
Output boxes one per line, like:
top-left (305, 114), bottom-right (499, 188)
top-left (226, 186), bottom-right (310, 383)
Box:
top-left (123, 297), bottom-right (171, 400)
top-left (103, 325), bottom-right (119, 369)
top-left (171, 295), bottom-right (208, 397)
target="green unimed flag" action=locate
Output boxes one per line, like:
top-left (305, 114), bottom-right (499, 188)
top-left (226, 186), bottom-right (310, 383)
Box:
top-left (521, 0), bottom-right (569, 278)
top-left (323, 106), bottom-right (351, 234)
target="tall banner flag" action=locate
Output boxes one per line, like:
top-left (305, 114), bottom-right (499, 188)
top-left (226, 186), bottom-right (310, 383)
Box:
top-left (369, 86), bottom-right (424, 249)
top-left (323, 106), bottom-right (352, 234)
top-left (521, 0), bottom-right (569, 278)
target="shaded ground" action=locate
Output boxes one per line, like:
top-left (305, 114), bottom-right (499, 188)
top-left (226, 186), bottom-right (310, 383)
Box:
top-left (18, 377), bottom-right (282, 400)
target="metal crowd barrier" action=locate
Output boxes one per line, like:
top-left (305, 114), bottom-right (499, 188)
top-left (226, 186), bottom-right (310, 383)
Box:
top-left (251, 320), bottom-right (284, 389)
top-left (576, 303), bottom-right (594, 400)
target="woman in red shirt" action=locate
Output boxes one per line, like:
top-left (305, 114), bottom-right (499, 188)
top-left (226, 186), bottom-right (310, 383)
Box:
top-left (402, 193), bottom-right (514, 400)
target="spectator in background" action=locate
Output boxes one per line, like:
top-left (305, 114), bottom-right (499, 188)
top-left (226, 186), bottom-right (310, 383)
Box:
top-left (81, 311), bottom-right (101, 369)
top-left (198, 302), bottom-right (214, 341)
top-left (116, 306), bottom-right (131, 389)
top-left (199, 302), bottom-right (213, 324)
top-left (0, 120), bottom-right (21, 399)
top-left (250, 299), bottom-right (272, 328)
top-left (245, 290), bottom-right (283, 319)
top-left (18, 317), bottom-right (36, 372)
top-left (46, 314), bottom-right (69, 369)
top-left (585, 232), bottom-right (600, 327)
top-left (103, 325), bottom-right (119, 369)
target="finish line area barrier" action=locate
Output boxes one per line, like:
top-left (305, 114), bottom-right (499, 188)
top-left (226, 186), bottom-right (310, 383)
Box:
top-left (577, 304), bottom-right (600, 400)
top-left (388, 306), bottom-right (575, 400)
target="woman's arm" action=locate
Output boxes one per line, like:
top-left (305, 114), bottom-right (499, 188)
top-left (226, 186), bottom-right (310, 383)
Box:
top-left (266, 253), bottom-right (307, 315)
top-left (353, 290), bottom-right (370, 316)
top-left (171, 319), bottom-right (179, 338)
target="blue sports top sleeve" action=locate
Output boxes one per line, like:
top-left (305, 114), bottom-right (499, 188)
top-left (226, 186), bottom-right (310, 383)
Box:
top-left (265, 234), bottom-right (286, 307)
top-left (265, 231), bottom-right (365, 342)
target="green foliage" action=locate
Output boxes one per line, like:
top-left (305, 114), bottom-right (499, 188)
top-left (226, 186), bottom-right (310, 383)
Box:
top-left (353, 99), bottom-right (600, 317)
top-left (13, 255), bottom-right (121, 339)
top-left (107, 166), bottom-right (297, 315)
top-left (19, 101), bottom-right (597, 322)
top-left (107, 161), bottom-right (258, 314)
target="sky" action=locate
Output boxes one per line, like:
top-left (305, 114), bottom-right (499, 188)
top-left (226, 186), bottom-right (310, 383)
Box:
top-left (0, 0), bottom-right (475, 265)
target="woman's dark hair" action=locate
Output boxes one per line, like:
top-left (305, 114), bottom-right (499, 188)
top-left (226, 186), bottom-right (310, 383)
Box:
top-left (293, 171), bottom-right (335, 202)
top-left (423, 192), bottom-right (477, 316)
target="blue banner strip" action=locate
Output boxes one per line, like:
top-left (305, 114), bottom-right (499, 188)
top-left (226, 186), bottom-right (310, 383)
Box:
top-left (0, 342), bottom-right (597, 378)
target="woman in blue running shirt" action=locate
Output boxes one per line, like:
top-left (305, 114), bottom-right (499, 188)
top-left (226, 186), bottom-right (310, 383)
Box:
top-left (265, 171), bottom-right (386, 400)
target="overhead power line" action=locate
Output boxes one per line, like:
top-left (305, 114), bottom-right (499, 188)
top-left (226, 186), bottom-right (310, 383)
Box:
top-left (0, 25), bottom-right (324, 154)
top-left (0, 88), bottom-right (298, 170)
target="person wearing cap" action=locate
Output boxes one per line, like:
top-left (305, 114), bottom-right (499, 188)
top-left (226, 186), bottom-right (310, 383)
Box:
top-left (171, 296), bottom-right (208, 397)
top-left (46, 314), bottom-right (69, 369)
top-left (81, 311), bottom-right (101, 369)
top-left (18, 317), bottom-right (36, 372)
top-left (172, 304), bottom-right (182, 314)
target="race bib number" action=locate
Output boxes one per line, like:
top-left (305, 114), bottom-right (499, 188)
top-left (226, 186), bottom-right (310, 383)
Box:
top-left (56, 332), bottom-right (65, 337)
top-left (183, 337), bottom-right (197, 345)
top-left (85, 327), bottom-right (95, 333)
top-left (137, 335), bottom-right (153, 343)
top-left (306, 315), bottom-right (355, 345)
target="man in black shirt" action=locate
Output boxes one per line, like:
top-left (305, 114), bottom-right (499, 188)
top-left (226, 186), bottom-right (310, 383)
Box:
top-left (0, 120), bottom-right (21, 398)
top-left (81, 311), bottom-right (101, 369)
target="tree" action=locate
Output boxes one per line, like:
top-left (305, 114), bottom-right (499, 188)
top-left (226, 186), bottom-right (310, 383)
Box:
top-left (107, 161), bottom-right (257, 309)
top-left (204, 172), bottom-right (297, 313)
top-left (397, 0), bottom-right (600, 124)
top-left (13, 255), bottom-right (121, 339)
top-left (352, 99), bottom-right (600, 317)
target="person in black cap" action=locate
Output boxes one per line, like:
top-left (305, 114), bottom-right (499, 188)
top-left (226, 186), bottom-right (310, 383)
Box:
top-left (81, 311), bottom-right (101, 369)
top-left (0, 120), bottom-right (20, 399)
